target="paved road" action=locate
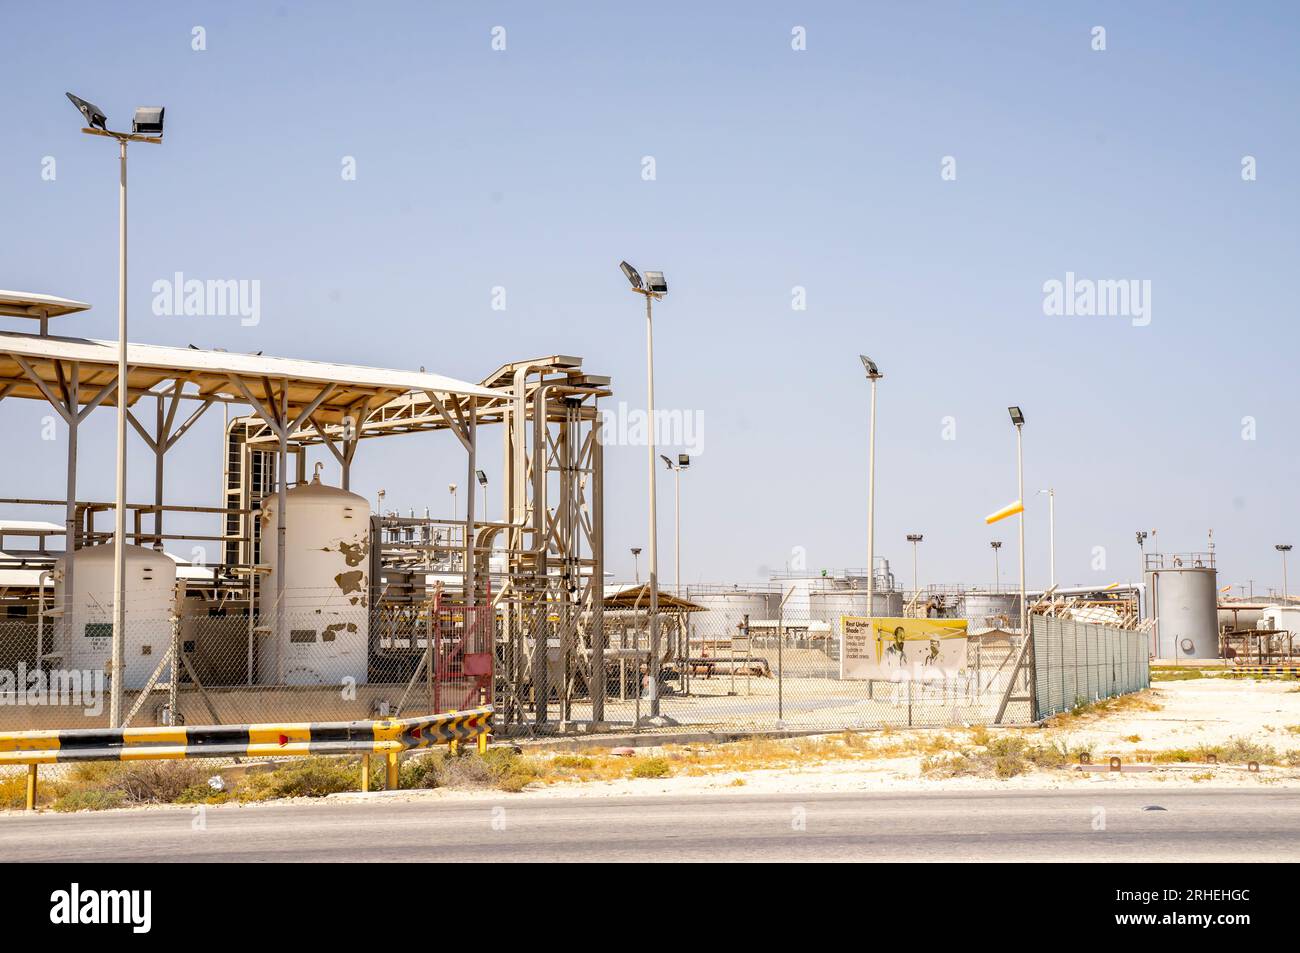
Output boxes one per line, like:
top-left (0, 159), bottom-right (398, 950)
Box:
top-left (2, 789), bottom-right (1296, 862)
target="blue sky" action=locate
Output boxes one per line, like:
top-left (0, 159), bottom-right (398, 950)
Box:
top-left (2, 2), bottom-right (1298, 593)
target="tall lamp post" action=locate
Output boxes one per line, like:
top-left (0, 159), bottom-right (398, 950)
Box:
top-left (1008, 406), bottom-right (1027, 636)
top-left (991, 540), bottom-right (1002, 592)
top-left (1037, 487), bottom-right (1055, 589)
top-left (476, 470), bottom-right (488, 522)
top-left (631, 548), bottom-right (642, 585)
top-left (906, 534), bottom-right (923, 613)
top-left (1277, 544), bottom-right (1292, 604)
top-left (619, 262), bottom-right (668, 719)
top-left (65, 93), bottom-right (164, 727)
top-left (860, 356), bottom-right (882, 619)
top-left (661, 454), bottom-right (690, 595)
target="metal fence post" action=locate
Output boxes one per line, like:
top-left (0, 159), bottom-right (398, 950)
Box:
top-left (25, 763), bottom-right (37, 810)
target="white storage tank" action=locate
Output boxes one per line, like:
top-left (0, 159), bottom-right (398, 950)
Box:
top-left (53, 545), bottom-right (178, 689)
top-left (1146, 564), bottom-right (1219, 659)
top-left (258, 475), bottom-right (370, 685)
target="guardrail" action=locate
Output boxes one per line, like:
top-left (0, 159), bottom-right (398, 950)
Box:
top-left (1, 705), bottom-right (492, 810)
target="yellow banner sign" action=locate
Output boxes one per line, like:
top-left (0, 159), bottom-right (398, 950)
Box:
top-left (840, 616), bottom-right (968, 680)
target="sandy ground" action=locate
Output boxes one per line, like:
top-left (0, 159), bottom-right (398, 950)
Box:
top-left (5, 678), bottom-right (1297, 817)
top-left (477, 677), bottom-right (1300, 799)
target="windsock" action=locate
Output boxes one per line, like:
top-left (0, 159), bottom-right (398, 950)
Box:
top-left (985, 500), bottom-right (1024, 524)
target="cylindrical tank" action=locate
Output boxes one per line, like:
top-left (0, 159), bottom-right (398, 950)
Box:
top-left (961, 592), bottom-right (1022, 630)
top-left (258, 476), bottom-right (370, 685)
top-left (1146, 567), bottom-right (1218, 659)
top-left (53, 544), bottom-right (177, 689)
top-left (680, 589), bottom-right (776, 640)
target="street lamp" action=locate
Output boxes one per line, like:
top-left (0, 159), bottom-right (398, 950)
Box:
top-left (1007, 407), bottom-right (1027, 635)
top-left (621, 261), bottom-right (668, 719)
top-left (1036, 488), bottom-right (1056, 589)
top-left (906, 534), bottom-right (923, 613)
top-left (476, 470), bottom-right (488, 521)
top-left (448, 483), bottom-right (457, 520)
top-left (1277, 544), bottom-right (1292, 604)
top-left (991, 540), bottom-right (1003, 592)
top-left (65, 92), bottom-right (164, 728)
top-left (860, 355), bottom-right (882, 619)
top-left (631, 547), bottom-right (642, 585)
top-left (661, 454), bottom-right (690, 595)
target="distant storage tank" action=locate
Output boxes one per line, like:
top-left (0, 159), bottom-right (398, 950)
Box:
top-left (258, 476), bottom-right (370, 685)
top-left (961, 592), bottom-right (1022, 630)
top-left (681, 589), bottom-right (777, 638)
top-left (53, 545), bottom-right (177, 689)
top-left (1146, 562), bottom-right (1218, 659)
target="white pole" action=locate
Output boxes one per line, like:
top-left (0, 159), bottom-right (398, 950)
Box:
top-left (674, 466), bottom-right (680, 597)
top-left (109, 138), bottom-right (128, 727)
top-left (1016, 424), bottom-right (1026, 636)
top-left (645, 293), bottom-right (661, 718)
top-left (866, 376), bottom-right (877, 618)
top-left (1048, 488), bottom-right (1056, 589)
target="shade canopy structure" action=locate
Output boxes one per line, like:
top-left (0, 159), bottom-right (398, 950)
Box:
top-left (0, 291), bottom-right (92, 335)
top-left (0, 330), bottom-right (496, 423)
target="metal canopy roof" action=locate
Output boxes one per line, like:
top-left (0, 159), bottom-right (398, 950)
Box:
top-left (0, 290), bottom-right (92, 320)
top-left (0, 330), bottom-right (498, 424)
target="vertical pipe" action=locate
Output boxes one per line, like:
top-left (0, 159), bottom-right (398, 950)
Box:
top-left (674, 468), bottom-right (680, 596)
top-left (1047, 488), bottom-right (1056, 590)
top-left (154, 393), bottom-right (165, 546)
top-left (109, 139), bottom-right (128, 728)
top-left (63, 366), bottom-right (79, 665)
top-left (591, 406), bottom-right (605, 724)
top-left (276, 386), bottom-right (288, 683)
top-left (465, 405), bottom-right (477, 606)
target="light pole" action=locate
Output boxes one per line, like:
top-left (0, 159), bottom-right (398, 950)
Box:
top-left (1008, 406), bottom-right (1027, 636)
top-left (66, 93), bottom-right (164, 727)
top-left (661, 454), bottom-right (690, 595)
top-left (476, 470), bottom-right (488, 522)
top-left (449, 483), bottom-right (457, 520)
top-left (1277, 544), bottom-right (1292, 604)
top-left (620, 262), bottom-right (668, 718)
top-left (906, 534), bottom-right (923, 613)
top-left (860, 356), bottom-right (882, 619)
top-left (991, 540), bottom-right (1002, 592)
top-left (1037, 488), bottom-right (1055, 589)
top-left (631, 547), bottom-right (642, 585)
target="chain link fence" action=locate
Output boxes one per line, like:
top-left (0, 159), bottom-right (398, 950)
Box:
top-left (0, 591), bottom-right (1150, 735)
top-left (1031, 615), bottom-right (1150, 720)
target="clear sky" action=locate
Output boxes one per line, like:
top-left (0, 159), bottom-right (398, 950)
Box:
top-left (2, 2), bottom-right (1298, 595)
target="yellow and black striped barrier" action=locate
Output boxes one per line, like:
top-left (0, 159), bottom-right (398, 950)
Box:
top-left (1227, 666), bottom-right (1300, 677)
top-left (0, 705), bottom-right (491, 810)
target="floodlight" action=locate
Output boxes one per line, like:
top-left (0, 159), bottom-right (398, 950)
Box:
top-left (859, 354), bottom-right (881, 379)
top-left (907, 534), bottom-right (924, 543)
top-left (643, 271), bottom-right (667, 294)
top-left (619, 261), bottom-right (642, 290)
top-left (990, 541), bottom-right (1002, 550)
top-left (476, 470), bottom-right (488, 487)
top-left (678, 453), bottom-right (689, 468)
top-left (1007, 406), bottom-right (1025, 426)
top-left (132, 106), bottom-right (164, 137)
top-left (1278, 544), bottom-right (1293, 553)
top-left (65, 92), bottom-right (107, 130)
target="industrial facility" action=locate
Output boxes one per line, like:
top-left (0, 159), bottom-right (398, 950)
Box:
top-left (0, 291), bottom-right (1293, 735)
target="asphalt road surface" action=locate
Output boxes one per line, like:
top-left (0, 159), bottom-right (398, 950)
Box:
top-left (2, 789), bottom-right (1296, 862)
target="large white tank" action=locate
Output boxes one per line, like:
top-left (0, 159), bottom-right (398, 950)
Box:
top-left (258, 475), bottom-right (370, 685)
top-left (1147, 566), bottom-right (1218, 659)
top-left (680, 588), bottom-right (777, 640)
top-left (53, 545), bottom-right (178, 689)
top-left (961, 592), bottom-right (1022, 630)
